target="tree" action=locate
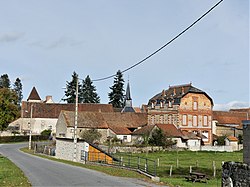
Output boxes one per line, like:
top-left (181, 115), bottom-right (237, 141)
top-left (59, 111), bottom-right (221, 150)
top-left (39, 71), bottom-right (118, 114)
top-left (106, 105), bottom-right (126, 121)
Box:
top-left (63, 72), bottom-right (82, 103)
top-left (108, 70), bottom-right (125, 108)
top-left (80, 129), bottom-right (102, 143)
top-left (81, 75), bottom-right (100, 103)
top-left (0, 74), bottom-right (11, 88)
top-left (13, 78), bottom-right (23, 107)
top-left (0, 88), bottom-right (19, 131)
top-left (148, 128), bottom-right (167, 146)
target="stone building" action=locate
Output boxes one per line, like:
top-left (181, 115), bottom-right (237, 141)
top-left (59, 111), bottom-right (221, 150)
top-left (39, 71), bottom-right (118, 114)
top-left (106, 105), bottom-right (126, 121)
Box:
top-left (147, 83), bottom-right (213, 145)
top-left (56, 111), bottom-right (147, 143)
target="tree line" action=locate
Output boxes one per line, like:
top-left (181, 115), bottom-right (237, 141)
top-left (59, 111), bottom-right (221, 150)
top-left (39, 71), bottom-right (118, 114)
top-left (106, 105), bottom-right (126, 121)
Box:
top-left (0, 70), bottom-right (125, 131)
top-left (0, 74), bottom-right (23, 130)
top-left (63, 70), bottom-right (126, 108)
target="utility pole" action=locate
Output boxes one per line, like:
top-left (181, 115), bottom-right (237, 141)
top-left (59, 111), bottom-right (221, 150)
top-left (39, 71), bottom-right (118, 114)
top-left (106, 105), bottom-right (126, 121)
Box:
top-left (28, 104), bottom-right (33, 150)
top-left (73, 78), bottom-right (79, 162)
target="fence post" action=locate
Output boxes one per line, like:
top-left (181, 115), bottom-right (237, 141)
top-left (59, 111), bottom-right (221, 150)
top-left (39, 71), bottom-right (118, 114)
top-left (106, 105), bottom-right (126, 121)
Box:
top-left (128, 155), bottom-right (131, 167)
top-left (169, 165), bottom-right (173, 177)
top-left (121, 156), bottom-right (123, 166)
top-left (189, 166), bottom-right (192, 173)
top-left (213, 165), bottom-right (216, 177)
top-left (154, 160), bottom-right (157, 176)
top-left (157, 158), bottom-right (160, 167)
top-left (145, 159), bottom-right (148, 172)
top-left (196, 160), bottom-right (198, 167)
top-left (137, 157), bottom-right (140, 169)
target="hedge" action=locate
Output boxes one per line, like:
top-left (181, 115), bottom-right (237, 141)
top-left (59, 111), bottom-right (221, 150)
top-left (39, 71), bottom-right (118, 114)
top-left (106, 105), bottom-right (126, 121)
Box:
top-left (0, 135), bottom-right (50, 143)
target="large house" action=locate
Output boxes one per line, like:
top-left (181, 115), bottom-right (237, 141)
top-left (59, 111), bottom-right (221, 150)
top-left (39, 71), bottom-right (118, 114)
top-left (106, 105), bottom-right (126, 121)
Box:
top-left (147, 83), bottom-right (213, 145)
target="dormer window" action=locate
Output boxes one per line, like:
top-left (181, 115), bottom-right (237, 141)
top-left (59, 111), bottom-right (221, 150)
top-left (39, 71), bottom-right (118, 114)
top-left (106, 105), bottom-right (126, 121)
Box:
top-left (160, 101), bottom-right (163, 108)
top-left (168, 100), bottom-right (172, 108)
top-left (151, 102), bottom-right (155, 109)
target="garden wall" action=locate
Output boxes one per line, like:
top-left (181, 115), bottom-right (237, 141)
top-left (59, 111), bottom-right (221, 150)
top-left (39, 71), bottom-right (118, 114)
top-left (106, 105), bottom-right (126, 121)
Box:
top-left (222, 162), bottom-right (250, 187)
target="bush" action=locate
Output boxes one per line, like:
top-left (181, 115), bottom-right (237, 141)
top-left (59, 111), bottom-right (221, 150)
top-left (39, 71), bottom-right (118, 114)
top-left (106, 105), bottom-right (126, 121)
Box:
top-left (0, 135), bottom-right (50, 143)
top-left (41, 129), bottom-right (52, 137)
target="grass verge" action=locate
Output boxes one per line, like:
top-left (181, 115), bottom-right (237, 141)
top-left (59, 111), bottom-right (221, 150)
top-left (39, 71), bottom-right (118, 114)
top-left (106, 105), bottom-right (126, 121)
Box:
top-left (0, 155), bottom-right (31, 187)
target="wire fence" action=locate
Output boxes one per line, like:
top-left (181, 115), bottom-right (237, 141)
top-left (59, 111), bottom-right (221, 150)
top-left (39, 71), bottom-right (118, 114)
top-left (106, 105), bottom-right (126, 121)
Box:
top-left (81, 151), bottom-right (157, 177)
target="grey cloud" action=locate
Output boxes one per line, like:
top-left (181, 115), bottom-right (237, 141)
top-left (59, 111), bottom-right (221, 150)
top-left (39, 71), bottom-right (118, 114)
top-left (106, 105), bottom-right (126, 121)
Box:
top-left (30, 36), bottom-right (84, 49)
top-left (0, 32), bottom-right (24, 43)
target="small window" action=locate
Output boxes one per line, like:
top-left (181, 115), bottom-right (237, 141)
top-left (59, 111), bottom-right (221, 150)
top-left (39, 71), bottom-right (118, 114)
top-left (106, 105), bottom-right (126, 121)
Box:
top-left (169, 101), bottom-right (172, 108)
top-left (193, 101), bottom-right (198, 110)
top-left (203, 116), bottom-right (208, 126)
top-left (70, 129), bottom-right (74, 133)
top-left (151, 102), bottom-right (155, 109)
top-left (123, 136), bottom-right (127, 142)
top-left (182, 115), bottom-right (187, 126)
top-left (160, 101), bottom-right (163, 108)
top-left (193, 115), bottom-right (198, 126)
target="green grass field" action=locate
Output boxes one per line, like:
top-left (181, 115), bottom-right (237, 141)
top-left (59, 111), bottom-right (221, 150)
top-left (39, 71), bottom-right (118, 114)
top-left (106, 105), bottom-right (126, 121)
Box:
top-left (115, 150), bottom-right (243, 187)
top-left (0, 155), bottom-right (31, 187)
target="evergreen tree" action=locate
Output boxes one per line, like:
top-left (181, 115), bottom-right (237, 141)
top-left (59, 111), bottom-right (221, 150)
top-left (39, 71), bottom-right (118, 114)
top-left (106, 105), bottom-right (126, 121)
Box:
top-left (63, 72), bottom-right (82, 103)
top-left (81, 75), bottom-right (100, 103)
top-left (108, 70), bottom-right (125, 108)
top-left (0, 74), bottom-right (11, 88)
top-left (13, 78), bottom-right (23, 107)
top-left (0, 88), bottom-right (19, 130)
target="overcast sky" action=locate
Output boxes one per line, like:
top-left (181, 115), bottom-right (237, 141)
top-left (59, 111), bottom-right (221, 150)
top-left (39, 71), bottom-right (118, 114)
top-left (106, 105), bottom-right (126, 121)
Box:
top-left (1, 0), bottom-right (249, 111)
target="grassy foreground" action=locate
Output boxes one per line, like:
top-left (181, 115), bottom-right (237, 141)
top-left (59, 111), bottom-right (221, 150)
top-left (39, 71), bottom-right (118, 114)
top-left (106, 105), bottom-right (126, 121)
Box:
top-left (115, 150), bottom-right (243, 187)
top-left (0, 155), bottom-right (31, 187)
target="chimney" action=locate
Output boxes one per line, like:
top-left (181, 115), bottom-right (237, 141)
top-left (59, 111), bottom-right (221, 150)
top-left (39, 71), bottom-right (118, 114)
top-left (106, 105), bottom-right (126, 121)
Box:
top-left (182, 87), bottom-right (185, 94)
top-left (173, 88), bottom-right (176, 95)
top-left (45, 96), bottom-right (54, 103)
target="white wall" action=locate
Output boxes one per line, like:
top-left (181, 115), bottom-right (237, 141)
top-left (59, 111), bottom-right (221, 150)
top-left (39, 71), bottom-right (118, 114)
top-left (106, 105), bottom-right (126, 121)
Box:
top-left (117, 135), bottom-right (132, 142)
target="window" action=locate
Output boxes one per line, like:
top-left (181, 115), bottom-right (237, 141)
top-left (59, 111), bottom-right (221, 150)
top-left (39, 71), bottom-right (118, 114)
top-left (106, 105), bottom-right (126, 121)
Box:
top-left (169, 115), bottom-right (172, 124)
top-left (70, 128), bottom-right (74, 133)
top-left (151, 102), bottom-right (155, 109)
top-left (203, 116), bottom-right (208, 126)
top-left (123, 136), bottom-right (128, 142)
top-left (193, 115), bottom-right (198, 126)
top-left (160, 115), bottom-right (164, 124)
top-left (168, 100), bottom-right (172, 108)
top-left (193, 101), bottom-right (198, 110)
top-left (160, 101), bottom-right (163, 108)
top-left (151, 115), bottom-right (155, 125)
top-left (182, 115), bottom-right (187, 126)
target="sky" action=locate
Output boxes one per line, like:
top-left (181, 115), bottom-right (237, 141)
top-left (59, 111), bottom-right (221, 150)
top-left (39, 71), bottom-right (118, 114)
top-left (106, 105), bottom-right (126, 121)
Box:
top-left (0, 0), bottom-right (249, 111)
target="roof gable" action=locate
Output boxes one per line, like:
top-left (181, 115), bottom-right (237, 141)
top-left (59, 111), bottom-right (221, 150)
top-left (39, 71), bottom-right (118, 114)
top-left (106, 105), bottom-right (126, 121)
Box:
top-left (27, 87), bottom-right (41, 101)
top-left (156, 124), bottom-right (183, 137)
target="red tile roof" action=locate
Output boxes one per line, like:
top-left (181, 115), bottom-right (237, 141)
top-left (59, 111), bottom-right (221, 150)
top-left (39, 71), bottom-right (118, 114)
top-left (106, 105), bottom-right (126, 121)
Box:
top-left (109, 126), bottom-right (132, 135)
top-left (61, 111), bottom-right (147, 129)
top-left (227, 136), bottom-right (238, 142)
top-left (131, 125), bottom-right (155, 135)
top-left (22, 102), bottom-right (114, 118)
top-left (213, 111), bottom-right (247, 128)
top-left (156, 124), bottom-right (183, 137)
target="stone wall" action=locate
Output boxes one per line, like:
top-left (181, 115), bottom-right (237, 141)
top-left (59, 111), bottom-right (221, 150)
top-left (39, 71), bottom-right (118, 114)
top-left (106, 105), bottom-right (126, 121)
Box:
top-left (56, 138), bottom-right (85, 162)
top-left (243, 122), bottom-right (250, 165)
top-left (222, 162), bottom-right (250, 187)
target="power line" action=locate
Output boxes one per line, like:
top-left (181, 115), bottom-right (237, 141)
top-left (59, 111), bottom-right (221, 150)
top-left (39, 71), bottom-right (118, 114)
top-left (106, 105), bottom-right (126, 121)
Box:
top-left (92, 0), bottom-right (223, 82)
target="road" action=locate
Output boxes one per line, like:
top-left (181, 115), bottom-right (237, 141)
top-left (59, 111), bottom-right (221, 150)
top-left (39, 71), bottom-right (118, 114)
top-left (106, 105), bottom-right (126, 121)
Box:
top-left (0, 143), bottom-right (165, 187)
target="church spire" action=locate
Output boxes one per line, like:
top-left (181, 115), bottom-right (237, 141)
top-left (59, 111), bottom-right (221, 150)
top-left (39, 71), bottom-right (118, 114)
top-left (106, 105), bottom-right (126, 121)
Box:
top-left (121, 81), bottom-right (135, 113)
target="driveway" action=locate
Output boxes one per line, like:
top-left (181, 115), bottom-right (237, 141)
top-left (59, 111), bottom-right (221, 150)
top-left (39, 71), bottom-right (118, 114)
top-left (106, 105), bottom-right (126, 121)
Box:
top-left (0, 143), bottom-right (166, 186)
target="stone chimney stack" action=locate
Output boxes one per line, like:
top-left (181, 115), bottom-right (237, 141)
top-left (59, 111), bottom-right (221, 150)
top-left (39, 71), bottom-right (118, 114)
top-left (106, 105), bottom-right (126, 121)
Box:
top-left (45, 96), bottom-right (54, 103)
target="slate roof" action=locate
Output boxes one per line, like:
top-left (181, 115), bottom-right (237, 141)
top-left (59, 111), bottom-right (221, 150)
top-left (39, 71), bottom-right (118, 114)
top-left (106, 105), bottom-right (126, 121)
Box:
top-left (27, 87), bottom-right (41, 101)
top-left (60, 111), bottom-right (147, 129)
top-left (148, 83), bottom-right (213, 105)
